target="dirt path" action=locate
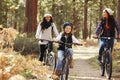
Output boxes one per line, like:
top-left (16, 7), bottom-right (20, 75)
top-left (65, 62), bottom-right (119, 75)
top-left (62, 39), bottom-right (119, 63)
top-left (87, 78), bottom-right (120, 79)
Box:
top-left (68, 47), bottom-right (119, 80)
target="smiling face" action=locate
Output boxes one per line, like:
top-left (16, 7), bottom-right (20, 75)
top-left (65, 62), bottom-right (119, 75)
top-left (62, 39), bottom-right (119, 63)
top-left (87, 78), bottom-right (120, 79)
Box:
top-left (102, 11), bottom-right (109, 19)
top-left (45, 16), bottom-right (51, 22)
top-left (64, 26), bottom-right (72, 34)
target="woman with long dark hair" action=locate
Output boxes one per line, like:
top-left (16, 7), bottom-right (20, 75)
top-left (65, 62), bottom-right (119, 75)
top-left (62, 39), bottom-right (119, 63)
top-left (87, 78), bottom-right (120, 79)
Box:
top-left (35, 13), bottom-right (59, 62)
top-left (93, 8), bottom-right (120, 62)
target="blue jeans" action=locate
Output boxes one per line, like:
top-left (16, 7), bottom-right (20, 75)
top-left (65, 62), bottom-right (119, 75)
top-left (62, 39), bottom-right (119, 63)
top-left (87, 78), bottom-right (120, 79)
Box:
top-left (99, 38), bottom-right (114, 56)
top-left (56, 48), bottom-right (73, 70)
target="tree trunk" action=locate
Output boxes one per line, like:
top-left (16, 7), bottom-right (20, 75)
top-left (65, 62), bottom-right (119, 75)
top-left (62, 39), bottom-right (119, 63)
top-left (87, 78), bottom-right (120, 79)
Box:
top-left (14, 10), bottom-right (17, 29)
top-left (83, 0), bottom-right (88, 39)
top-left (73, 0), bottom-right (76, 34)
top-left (0, 1), bottom-right (2, 25)
top-left (99, 0), bottom-right (103, 20)
top-left (24, 0), bottom-right (38, 33)
top-left (0, 0), bottom-right (8, 27)
top-left (73, 0), bottom-right (79, 38)
top-left (89, 8), bottom-right (92, 39)
top-left (117, 0), bottom-right (120, 26)
top-left (52, 0), bottom-right (56, 21)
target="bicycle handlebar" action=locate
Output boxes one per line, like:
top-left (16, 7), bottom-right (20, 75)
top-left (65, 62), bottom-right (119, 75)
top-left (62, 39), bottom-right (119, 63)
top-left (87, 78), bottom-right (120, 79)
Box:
top-left (93, 37), bottom-right (119, 39)
top-left (38, 39), bottom-right (83, 46)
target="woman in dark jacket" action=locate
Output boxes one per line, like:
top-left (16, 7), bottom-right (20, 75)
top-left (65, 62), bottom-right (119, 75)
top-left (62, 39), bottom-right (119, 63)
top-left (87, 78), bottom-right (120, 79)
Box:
top-left (93, 8), bottom-right (120, 62)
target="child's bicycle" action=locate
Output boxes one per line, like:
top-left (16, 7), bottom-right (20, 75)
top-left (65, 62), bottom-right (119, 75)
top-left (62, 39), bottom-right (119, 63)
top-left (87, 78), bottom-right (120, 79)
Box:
top-left (97, 37), bottom-right (118, 80)
top-left (58, 41), bottom-right (82, 80)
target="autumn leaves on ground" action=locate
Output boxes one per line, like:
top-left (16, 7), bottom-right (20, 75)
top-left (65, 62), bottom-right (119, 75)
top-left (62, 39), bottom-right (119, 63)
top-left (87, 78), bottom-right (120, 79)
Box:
top-left (0, 27), bottom-right (53, 80)
top-left (0, 27), bottom-right (120, 80)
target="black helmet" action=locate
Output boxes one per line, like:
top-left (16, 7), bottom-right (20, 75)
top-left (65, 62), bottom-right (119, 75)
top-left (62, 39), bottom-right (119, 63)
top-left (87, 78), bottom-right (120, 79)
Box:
top-left (63, 22), bottom-right (73, 29)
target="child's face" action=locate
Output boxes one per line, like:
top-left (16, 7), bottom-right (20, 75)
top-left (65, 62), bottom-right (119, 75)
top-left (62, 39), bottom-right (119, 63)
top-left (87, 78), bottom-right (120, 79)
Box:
top-left (64, 26), bottom-right (72, 34)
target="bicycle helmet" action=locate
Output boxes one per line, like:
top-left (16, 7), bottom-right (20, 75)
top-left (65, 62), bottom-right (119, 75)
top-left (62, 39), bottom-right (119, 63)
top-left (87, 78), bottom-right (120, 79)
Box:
top-left (63, 22), bottom-right (73, 29)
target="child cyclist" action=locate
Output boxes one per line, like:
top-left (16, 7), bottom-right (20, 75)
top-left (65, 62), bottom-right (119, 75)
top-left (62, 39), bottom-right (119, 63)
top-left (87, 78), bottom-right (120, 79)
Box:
top-left (54, 22), bottom-right (80, 76)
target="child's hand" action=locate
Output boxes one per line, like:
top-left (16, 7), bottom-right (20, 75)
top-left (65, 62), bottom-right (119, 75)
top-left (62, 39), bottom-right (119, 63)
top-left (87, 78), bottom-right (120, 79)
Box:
top-left (74, 43), bottom-right (83, 46)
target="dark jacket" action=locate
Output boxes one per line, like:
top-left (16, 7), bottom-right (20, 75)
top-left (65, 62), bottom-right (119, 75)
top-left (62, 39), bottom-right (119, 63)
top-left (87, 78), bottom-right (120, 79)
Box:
top-left (95, 18), bottom-right (120, 37)
top-left (58, 34), bottom-right (72, 51)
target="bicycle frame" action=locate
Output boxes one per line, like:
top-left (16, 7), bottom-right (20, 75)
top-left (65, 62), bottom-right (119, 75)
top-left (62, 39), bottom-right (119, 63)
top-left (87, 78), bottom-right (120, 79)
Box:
top-left (60, 46), bottom-right (70, 80)
top-left (99, 37), bottom-right (114, 80)
top-left (59, 41), bottom-right (82, 80)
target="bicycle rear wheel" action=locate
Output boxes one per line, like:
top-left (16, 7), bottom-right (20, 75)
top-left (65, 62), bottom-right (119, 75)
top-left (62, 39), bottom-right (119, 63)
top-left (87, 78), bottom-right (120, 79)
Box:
top-left (46, 52), bottom-right (57, 71)
top-left (46, 52), bottom-right (56, 66)
top-left (60, 59), bottom-right (69, 80)
top-left (100, 52), bottom-right (105, 76)
top-left (105, 50), bottom-right (112, 80)
top-left (43, 51), bottom-right (47, 65)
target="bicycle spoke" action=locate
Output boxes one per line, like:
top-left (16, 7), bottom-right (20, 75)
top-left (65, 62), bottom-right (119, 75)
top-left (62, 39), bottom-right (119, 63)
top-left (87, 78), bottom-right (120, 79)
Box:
top-left (60, 59), bottom-right (69, 80)
top-left (100, 53), bottom-right (105, 76)
top-left (105, 51), bottom-right (112, 80)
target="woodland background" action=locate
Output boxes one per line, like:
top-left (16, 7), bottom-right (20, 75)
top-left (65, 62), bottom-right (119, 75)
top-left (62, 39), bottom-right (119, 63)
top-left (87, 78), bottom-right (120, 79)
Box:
top-left (0, 0), bottom-right (120, 80)
top-left (0, 0), bottom-right (120, 39)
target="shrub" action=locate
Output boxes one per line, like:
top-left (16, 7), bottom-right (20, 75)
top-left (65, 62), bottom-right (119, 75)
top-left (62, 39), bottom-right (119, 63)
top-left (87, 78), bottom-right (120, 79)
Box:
top-left (13, 34), bottom-right (39, 55)
top-left (13, 34), bottom-right (57, 55)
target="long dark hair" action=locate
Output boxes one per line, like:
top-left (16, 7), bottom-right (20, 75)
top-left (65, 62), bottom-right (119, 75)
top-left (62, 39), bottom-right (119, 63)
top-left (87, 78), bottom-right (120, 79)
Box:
top-left (40, 17), bottom-right (53, 30)
top-left (101, 10), bottom-right (116, 27)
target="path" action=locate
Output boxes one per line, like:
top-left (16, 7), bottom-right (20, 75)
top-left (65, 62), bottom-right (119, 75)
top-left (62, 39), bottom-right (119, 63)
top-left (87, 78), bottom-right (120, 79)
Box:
top-left (68, 46), bottom-right (120, 80)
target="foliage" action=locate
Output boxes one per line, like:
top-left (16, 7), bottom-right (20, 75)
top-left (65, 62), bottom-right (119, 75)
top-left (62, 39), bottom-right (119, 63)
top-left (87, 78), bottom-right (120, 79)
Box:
top-left (0, 0), bottom-right (119, 38)
top-left (13, 34), bottom-right (39, 55)
top-left (0, 52), bottom-right (52, 80)
top-left (13, 33), bottom-right (58, 55)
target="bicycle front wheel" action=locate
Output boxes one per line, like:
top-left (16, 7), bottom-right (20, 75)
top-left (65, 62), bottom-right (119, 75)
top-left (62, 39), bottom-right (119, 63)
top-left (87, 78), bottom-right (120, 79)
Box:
top-left (60, 59), bottom-right (69, 80)
top-left (100, 52), bottom-right (105, 76)
top-left (105, 50), bottom-right (112, 80)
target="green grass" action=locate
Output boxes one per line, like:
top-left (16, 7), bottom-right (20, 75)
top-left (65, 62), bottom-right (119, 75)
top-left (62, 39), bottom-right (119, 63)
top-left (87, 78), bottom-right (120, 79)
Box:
top-left (88, 51), bottom-right (120, 73)
top-left (88, 56), bottom-right (99, 70)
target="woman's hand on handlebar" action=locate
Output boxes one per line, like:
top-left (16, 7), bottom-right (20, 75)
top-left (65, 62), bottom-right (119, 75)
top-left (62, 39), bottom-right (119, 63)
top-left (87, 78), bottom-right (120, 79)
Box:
top-left (92, 34), bottom-right (98, 39)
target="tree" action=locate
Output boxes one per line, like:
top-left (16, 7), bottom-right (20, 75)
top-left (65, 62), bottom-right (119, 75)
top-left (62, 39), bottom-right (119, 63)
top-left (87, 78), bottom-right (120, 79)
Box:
top-left (83, 0), bottom-right (88, 39)
top-left (117, 0), bottom-right (120, 26)
top-left (0, 0), bottom-right (8, 27)
top-left (72, 0), bottom-right (80, 38)
top-left (24, 0), bottom-right (38, 33)
top-left (99, 0), bottom-right (103, 19)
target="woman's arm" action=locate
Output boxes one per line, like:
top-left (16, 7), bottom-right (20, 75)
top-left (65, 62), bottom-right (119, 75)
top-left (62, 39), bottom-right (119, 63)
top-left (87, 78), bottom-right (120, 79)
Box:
top-left (52, 23), bottom-right (59, 36)
top-left (115, 21), bottom-right (120, 38)
top-left (115, 21), bottom-right (120, 34)
top-left (72, 35), bottom-right (79, 43)
top-left (94, 20), bottom-right (103, 36)
top-left (35, 22), bottom-right (41, 39)
top-left (56, 33), bottom-right (62, 41)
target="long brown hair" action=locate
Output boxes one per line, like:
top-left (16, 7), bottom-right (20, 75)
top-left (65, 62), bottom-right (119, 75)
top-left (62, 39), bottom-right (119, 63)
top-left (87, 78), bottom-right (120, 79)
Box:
top-left (40, 16), bottom-right (53, 30)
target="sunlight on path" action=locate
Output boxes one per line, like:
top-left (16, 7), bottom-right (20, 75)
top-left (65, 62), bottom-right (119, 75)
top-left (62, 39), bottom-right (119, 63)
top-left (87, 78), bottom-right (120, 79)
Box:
top-left (73, 46), bottom-right (99, 59)
top-left (68, 76), bottom-right (105, 80)
top-left (69, 46), bottom-right (103, 80)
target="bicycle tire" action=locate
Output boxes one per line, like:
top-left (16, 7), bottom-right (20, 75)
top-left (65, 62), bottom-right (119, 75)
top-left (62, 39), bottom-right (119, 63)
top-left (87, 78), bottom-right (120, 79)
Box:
top-left (100, 51), bottom-right (105, 76)
top-left (43, 51), bottom-right (47, 65)
top-left (60, 58), bottom-right (69, 80)
top-left (105, 50), bottom-right (112, 80)
top-left (46, 52), bottom-right (55, 66)
top-left (47, 52), bottom-right (57, 72)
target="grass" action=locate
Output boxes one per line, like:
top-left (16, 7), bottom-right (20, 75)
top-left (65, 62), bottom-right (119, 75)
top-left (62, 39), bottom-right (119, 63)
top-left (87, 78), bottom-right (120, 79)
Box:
top-left (88, 56), bottom-right (99, 70)
top-left (88, 51), bottom-right (120, 76)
